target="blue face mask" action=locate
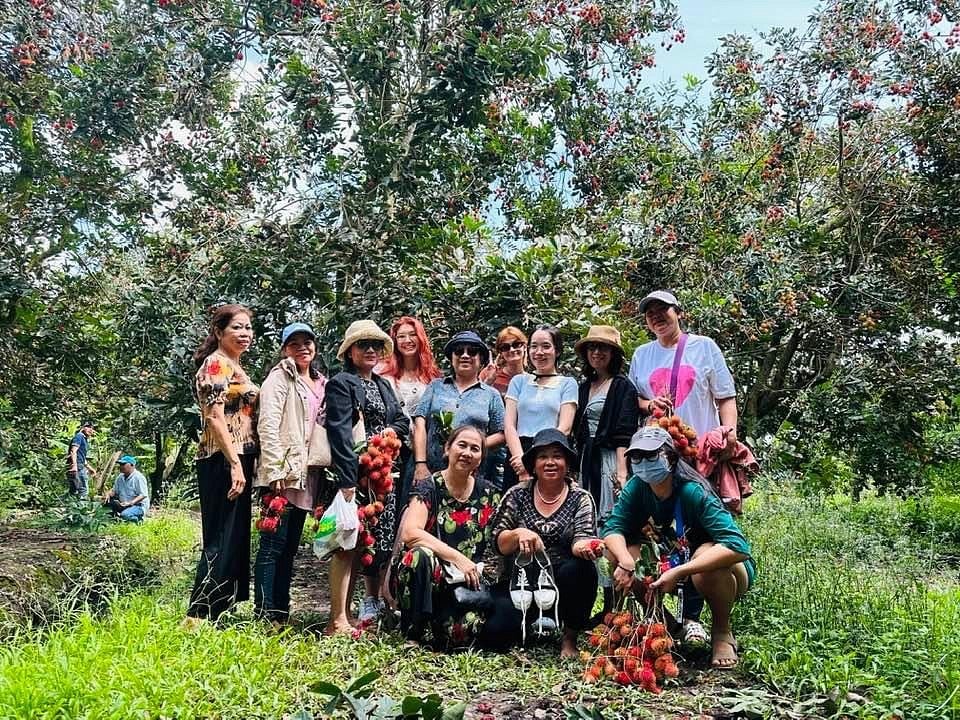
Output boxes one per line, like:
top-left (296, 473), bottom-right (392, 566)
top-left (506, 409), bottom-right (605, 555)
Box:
top-left (631, 455), bottom-right (672, 485)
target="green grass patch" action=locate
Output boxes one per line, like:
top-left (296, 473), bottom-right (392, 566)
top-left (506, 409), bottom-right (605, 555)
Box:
top-left (738, 491), bottom-right (960, 719)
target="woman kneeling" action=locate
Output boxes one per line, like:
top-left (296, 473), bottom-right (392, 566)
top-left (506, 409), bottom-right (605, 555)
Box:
top-left (602, 426), bottom-right (756, 669)
top-left (491, 428), bottom-right (603, 658)
top-left (391, 425), bottom-right (512, 649)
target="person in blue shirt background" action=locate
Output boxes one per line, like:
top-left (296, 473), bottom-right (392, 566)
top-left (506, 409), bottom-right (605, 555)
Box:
top-left (67, 421), bottom-right (97, 498)
top-left (103, 455), bottom-right (150, 523)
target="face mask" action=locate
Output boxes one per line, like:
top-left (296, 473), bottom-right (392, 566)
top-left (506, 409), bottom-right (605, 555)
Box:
top-left (631, 455), bottom-right (671, 485)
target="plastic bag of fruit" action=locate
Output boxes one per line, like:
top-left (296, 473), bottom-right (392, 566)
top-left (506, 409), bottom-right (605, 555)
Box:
top-left (313, 491), bottom-right (359, 558)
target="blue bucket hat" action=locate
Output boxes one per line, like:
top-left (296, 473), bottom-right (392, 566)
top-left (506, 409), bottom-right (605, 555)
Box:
top-left (281, 322), bottom-right (316, 347)
top-left (443, 330), bottom-right (490, 366)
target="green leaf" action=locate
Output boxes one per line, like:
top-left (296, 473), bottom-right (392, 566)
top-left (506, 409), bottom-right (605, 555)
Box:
top-left (441, 701), bottom-right (467, 720)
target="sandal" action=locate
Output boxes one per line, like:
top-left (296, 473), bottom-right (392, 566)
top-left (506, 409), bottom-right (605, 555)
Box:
top-left (711, 632), bottom-right (739, 670)
top-left (681, 619), bottom-right (709, 646)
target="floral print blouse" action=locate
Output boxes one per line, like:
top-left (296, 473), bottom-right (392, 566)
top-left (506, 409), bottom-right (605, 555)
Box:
top-left (405, 472), bottom-right (502, 582)
top-left (195, 351), bottom-right (259, 460)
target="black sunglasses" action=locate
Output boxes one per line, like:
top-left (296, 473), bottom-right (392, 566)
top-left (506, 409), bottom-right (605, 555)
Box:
top-left (630, 449), bottom-right (667, 461)
top-left (498, 341), bottom-right (526, 352)
top-left (583, 342), bottom-right (611, 353)
top-left (355, 339), bottom-right (385, 352)
top-left (451, 344), bottom-right (481, 357)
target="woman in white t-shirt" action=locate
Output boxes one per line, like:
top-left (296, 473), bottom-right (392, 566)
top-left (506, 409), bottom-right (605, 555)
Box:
top-left (628, 290), bottom-right (738, 446)
top-left (503, 325), bottom-right (578, 489)
top-left (627, 289), bottom-right (737, 646)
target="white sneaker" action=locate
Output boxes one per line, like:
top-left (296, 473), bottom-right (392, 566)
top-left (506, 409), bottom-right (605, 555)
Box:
top-left (358, 596), bottom-right (381, 622)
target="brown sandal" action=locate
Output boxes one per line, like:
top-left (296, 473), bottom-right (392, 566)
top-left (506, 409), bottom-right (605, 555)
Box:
top-left (711, 632), bottom-right (739, 670)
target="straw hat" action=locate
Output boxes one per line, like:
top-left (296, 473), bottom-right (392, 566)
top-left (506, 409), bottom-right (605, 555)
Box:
top-left (336, 320), bottom-right (393, 360)
top-left (573, 325), bottom-right (623, 355)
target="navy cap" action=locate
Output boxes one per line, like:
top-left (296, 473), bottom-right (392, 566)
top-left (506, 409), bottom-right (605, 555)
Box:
top-left (443, 330), bottom-right (490, 366)
top-left (281, 322), bottom-right (316, 346)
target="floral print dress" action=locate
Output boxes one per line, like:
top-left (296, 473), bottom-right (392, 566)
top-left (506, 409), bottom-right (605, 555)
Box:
top-left (393, 472), bottom-right (501, 648)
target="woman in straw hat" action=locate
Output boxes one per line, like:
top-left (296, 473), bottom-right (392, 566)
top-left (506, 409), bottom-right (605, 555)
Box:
top-left (324, 320), bottom-right (410, 634)
top-left (572, 325), bottom-right (639, 517)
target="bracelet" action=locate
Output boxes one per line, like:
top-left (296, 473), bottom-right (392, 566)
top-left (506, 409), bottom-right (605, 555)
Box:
top-left (617, 563), bottom-right (636, 573)
top-left (414, 460), bottom-right (428, 465)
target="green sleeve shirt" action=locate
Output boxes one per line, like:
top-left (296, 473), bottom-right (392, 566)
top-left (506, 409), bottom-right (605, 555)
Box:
top-left (601, 476), bottom-right (754, 573)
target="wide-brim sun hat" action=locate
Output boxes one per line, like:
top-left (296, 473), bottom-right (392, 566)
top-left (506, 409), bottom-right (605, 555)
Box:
top-left (638, 290), bottom-right (681, 315)
top-left (336, 320), bottom-right (393, 360)
top-left (522, 428), bottom-right (579, 476)
top-left (443, 330), bottom-right (490, 366)
top-left (626, 426), bottom-right (675, 456)
top-left (573, 325), bottom-right (623, 356)
top-left (281, 322), bottom-right (316, 347)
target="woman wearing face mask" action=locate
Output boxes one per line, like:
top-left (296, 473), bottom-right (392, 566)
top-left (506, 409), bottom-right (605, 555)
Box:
top-left (491, 428), bottom-right (602, 657)
top-left (411, 331), bottom-right (505, 486)
top-left (325, 320), bottom-right (410, 632)
top-left (503, 325), bottom-right (578, 489)
top-left (253, 322), bottom-right (327, 626)
top-left (601, 427), bottom-right (755, 670)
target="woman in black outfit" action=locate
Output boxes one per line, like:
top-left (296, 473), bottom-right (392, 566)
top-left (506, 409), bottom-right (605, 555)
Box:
top-left (325, 319), bottom-right (410, 633)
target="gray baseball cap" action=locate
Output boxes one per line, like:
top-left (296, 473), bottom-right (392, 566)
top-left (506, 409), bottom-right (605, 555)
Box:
top-left (638, 290), bottom-right (681, 314)
top-left (626, 426), bottom-right (675, 455)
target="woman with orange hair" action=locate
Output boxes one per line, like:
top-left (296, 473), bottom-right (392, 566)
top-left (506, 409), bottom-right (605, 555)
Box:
top-left (378, 317), bottom-right (443, 540)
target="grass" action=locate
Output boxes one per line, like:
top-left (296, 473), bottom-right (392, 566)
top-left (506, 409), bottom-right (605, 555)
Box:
top-left (737, 489), bottom-right (960, 720)
top-left (2, 488), bottom-right (959, 719)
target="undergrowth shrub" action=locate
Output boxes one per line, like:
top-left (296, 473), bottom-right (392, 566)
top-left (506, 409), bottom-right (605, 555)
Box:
top-left (738, 492), bottom-right (960, 720)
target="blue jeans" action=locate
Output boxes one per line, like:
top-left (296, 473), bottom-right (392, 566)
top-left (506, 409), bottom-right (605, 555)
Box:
top-left (68, 469), bottom-right (90, 497)
top-left (254, 505), bottom-right (307, 622)
top-left (118, 505), bottom-right (145, 522)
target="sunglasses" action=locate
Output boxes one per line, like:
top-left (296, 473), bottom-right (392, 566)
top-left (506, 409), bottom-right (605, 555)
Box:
top-left (355, 339), bottom-right (385, 352)
top-left (583, 342), bottom-right (611, 353)
top-left (630, 449), bottom-right (667, 461)
top-left (498, 341), bottom-right (526, 352)
top-left (451, 344), bottom-right (481, 357)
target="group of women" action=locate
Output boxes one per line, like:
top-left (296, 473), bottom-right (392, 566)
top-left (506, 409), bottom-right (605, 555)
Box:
top-left (180, 292), bottom-right (753, 667)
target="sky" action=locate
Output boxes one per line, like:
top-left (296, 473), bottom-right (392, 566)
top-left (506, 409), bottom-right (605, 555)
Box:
top-left (648, 0), bottom-right (823, 85)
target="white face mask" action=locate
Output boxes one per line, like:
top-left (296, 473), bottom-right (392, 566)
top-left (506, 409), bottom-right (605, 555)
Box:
top-left (631, 454), bottom-right (672, 485)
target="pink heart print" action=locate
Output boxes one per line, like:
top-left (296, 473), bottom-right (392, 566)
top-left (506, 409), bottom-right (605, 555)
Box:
top-left (648, 365), bottom-right (697, 408)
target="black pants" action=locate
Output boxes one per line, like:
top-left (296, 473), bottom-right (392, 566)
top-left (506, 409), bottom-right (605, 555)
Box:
top-left (254, 504), bottom-right (307, 621)
top-left (488, 554), bottom-right (599, 646)
top-left (501, 436), bottom-right (533, 491)
top-left (187, 453), bottom-right (254, 621)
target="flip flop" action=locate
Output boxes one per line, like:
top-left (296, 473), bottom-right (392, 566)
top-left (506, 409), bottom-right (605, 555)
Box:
top-left (711, 632), bottom-right (739, 670)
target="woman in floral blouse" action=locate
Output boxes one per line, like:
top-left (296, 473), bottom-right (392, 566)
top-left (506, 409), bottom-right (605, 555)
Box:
top-left (392, 425), bottom-right (518, 649)
top-left (184, 304), bottom-right (259, 628)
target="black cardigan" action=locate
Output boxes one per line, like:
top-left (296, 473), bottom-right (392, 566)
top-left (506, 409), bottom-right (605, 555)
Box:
top-left (325, 371), bottom-right (410, 489)
top-left (573, 374), bottom-right (640, 452)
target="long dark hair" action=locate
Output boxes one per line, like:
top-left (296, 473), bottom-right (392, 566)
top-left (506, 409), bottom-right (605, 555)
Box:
top-left (193, 304), bottom-right (252, 368)
top-left (580, 346), bottom-right (625, 381)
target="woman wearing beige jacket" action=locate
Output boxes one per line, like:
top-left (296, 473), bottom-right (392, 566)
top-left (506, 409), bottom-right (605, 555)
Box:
top-left (254, 322), bottom-right (327, 624)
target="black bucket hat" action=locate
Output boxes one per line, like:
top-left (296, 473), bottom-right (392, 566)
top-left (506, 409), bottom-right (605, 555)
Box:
top-left (443, 330), bottom-right (490, 366)
top-left (522, 428), bottom-right (579, 476)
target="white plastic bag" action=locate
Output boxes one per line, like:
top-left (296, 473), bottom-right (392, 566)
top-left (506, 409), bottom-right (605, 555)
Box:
top-left (313, 492), bottom-right (359, 559)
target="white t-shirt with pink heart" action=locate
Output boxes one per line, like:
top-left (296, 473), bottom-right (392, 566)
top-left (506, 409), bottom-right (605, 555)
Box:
top-left (628, 333), bottom-right (736, 440)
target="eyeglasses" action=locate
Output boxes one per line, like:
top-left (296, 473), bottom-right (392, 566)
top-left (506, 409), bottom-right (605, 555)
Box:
top-left (498, 341), bottom-right (526, 352)
top-left (355, 339), bottom-right (385, 352)
top-left (451, 345), bottom-right (481, 357)
top-left (583, 342), bottom-right (610, 353)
